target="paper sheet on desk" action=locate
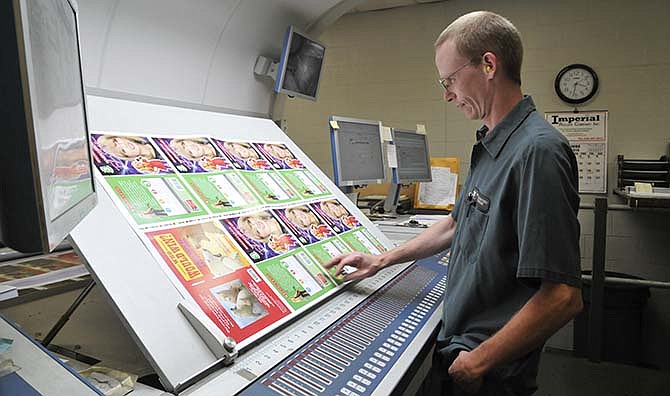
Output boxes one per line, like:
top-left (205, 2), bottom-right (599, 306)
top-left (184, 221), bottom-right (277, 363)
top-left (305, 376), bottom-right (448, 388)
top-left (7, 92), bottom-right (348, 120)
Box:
top-left (0, 285), bottom-right (18, 302)
top-left (417, 167), bottom-right (457, 206)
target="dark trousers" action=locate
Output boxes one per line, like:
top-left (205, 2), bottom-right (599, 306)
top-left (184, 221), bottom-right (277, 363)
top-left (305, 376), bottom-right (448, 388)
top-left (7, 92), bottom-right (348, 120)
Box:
top-left (420, 347), bottom-right (524, 396)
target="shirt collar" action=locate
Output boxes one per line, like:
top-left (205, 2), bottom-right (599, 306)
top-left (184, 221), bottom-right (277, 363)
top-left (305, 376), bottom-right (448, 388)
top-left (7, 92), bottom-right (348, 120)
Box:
top-left (477, 95), bottom-right (536, 159)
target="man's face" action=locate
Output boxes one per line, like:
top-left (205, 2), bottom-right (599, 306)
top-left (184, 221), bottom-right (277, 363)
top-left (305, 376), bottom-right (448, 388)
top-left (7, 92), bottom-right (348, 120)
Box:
top-left (244, 215), bottom-right (280, 240)
top-left (231, 143), bottom-right (256, 160)
top-left (323, 202), bottom-right (347, 218)
top-left (293, 209), bottom-right (312, 227)
top-left (435, 40), bottom-right (488, 121)
top-left (109, 136), bottom-right (142, 158)
top-left (180, 140), bottom-right (206, 158)
top-left (269, 145), bottom-right (293, 160)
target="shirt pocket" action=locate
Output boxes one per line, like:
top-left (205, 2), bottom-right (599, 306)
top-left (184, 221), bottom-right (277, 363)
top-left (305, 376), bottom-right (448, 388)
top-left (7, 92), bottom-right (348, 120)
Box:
top-left (459, 205), bottom-right (489, 264)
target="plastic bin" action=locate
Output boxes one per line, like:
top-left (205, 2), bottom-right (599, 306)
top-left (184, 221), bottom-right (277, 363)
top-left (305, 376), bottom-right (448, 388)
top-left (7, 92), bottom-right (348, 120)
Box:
top-left (573, 271), bottom-right (651, 365)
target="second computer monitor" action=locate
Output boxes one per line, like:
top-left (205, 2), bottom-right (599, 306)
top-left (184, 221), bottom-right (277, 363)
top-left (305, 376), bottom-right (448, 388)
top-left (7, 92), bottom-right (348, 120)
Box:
top-left (329, 116), bottom-right (386, 187)
top-left (391, 129), bottom-right (432, 184)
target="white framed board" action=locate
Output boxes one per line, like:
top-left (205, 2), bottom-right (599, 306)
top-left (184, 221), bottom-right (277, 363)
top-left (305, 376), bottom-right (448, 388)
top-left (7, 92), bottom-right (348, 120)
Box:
top-left (70, 95), bottom-right (395, 392)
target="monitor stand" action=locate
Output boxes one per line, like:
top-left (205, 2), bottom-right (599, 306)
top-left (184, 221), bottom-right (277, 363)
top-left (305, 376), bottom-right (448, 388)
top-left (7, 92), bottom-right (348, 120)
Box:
top-left (338, 185), bottom-right (359, 206)
top-left (365, 183), bottom-right (400, 219)
top-left (383, 183), bottom-right (401, 214)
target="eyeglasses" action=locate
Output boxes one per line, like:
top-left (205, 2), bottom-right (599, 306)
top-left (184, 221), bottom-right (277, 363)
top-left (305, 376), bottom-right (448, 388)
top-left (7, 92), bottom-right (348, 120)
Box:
top-left (438, 61), bottom-right (473, 91)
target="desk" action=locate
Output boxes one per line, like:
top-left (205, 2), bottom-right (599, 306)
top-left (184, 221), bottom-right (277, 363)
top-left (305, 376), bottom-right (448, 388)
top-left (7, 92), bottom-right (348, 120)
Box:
top-left (372, 214), bottom-right (445, 245)
top-left (613, 187), bottom-right (670, 208)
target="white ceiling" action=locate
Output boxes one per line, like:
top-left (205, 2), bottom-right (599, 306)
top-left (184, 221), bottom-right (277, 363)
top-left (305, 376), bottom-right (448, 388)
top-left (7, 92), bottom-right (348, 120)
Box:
top-left (351, 0), bottom-right (446, 13)
top-left (273, 0), bottom-right (344, 22)
top-left (77, 0), bottom-right (445, 117)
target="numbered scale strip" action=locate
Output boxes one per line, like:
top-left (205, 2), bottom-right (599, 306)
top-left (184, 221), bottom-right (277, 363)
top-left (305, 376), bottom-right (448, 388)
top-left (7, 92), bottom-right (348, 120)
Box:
top-left (182, 260), bottom-right (413, 395)
top-left (239, 253), bottom-right (448, 396)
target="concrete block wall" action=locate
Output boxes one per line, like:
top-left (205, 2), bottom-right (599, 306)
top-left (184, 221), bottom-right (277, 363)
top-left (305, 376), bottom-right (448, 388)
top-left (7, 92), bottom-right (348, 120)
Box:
top-left (274, 0), bottom-right (670, 368)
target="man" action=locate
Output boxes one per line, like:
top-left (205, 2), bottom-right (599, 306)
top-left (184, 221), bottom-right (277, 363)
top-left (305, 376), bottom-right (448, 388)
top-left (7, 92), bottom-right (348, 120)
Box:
top-left (325, 11), bottom-right (583, 396)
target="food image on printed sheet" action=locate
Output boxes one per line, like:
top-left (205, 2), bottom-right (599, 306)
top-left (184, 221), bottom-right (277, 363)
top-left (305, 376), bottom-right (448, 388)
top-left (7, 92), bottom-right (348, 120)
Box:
top-left (146, 220), bottom-right (251, 281)
top-left (182, 171), bottom-right (262, 214)
top-left (90, 134), bottom-right (173, 176)
top-left (274, 205), bottom-right (334, 246)
top-left (203, 266), bottom-right (290, 340)
top-left (220, 210), bottom-right (300, 263)
top-left (211, 277), bottom-right (269, 328)
top-left (310, 199), bottom-right (362, 234)
top-left (104, 175), bottom-right (204, 224)
top-left (278, 169), bottom-right (331, 199)
top-left (253, 142), bottom-right (304, 170)
top-left (153, 137), bottom-right (233, 173)
top-left (256, 249), bottom-right (335, 310)
top-left (211, 139), bottom-right (272, 171)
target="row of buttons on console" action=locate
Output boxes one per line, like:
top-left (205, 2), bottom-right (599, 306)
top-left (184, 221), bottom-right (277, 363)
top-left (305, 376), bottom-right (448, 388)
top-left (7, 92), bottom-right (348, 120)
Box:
top-left (337, 277), bottom-right (446, 396)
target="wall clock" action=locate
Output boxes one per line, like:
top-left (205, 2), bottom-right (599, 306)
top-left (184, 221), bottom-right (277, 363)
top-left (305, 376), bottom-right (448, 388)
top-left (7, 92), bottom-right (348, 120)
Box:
top-left (554, 64), bottom-right (599, 105)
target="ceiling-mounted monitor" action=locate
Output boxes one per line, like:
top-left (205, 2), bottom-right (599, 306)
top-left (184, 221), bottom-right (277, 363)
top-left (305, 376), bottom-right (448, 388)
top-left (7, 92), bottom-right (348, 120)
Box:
top-left (275, 26), bottom-right (326, 101)
top-left (0, 0), bottom-right (97, 253)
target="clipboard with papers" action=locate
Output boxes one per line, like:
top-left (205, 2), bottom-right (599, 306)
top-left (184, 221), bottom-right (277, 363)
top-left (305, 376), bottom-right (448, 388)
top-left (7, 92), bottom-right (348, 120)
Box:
top-left (412, 157), bottom-right (460, 211)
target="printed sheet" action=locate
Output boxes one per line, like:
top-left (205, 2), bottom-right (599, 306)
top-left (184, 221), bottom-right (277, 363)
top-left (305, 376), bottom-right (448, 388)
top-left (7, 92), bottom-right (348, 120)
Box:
top-left (90, 133), bottom-right (386, 346)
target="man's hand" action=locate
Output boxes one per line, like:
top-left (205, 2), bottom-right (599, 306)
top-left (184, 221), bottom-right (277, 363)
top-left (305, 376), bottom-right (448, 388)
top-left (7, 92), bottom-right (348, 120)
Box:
top-left (448, 350), bottom-right (485, 394)
top-left (323, 252), bottom-right (383, 281)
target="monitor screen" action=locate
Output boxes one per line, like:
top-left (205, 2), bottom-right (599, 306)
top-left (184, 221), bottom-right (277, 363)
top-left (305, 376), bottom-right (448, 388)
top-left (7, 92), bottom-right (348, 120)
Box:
top-left (275, 26), bottom-right (325, 101)
top-left (330, 117), bottom-right (386, 186)
top-left (0, 0), bottom-right (96, 253)
top-left (392, 129), bottom-right (432, 184)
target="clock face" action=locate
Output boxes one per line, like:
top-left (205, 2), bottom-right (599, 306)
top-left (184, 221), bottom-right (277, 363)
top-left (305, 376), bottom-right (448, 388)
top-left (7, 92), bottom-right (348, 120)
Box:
top-left (555, 64), bottom-right (598, 104)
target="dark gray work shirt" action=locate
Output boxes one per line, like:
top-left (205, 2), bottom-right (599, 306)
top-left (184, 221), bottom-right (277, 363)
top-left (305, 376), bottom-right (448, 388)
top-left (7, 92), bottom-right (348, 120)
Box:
top-left (437, 96), bottom-right (581, 393)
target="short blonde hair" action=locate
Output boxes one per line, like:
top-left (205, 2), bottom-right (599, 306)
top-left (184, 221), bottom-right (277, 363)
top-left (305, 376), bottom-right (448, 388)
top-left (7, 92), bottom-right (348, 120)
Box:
top-left (224, 141), bottom-right (259, 160)
top-left (434, 11), bottom-right (523, 85)
top-left (285, 206), bottom-right (318, 229)
top-left (97, 135), bottom-right (156, 160)
top-left (237, 212), bottom-right (280, 243)
top-left (169, 138), bottom-right (216, 160)
top-left (264, 143), bottom-right (295, 161)
top-left (320, 200), bottom-right (347, 219)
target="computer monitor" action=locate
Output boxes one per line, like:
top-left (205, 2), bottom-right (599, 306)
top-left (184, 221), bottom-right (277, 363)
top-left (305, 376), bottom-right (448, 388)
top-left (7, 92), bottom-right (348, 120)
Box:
top-left (275, 26), bottom-right (326, 101)
top-left (329, 116), bottom-right (387, 187)
top-left (0, 0), bottom-right (97, 253)
top-left (391, 129), bottom-right (432, 184)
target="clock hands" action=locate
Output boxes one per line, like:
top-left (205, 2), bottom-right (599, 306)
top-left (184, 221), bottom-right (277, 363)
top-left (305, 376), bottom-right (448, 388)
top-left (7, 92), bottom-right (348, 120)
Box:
top-left (555, 64), bottom-right (598, 104)
top-left (572, 80), bottom-right (589, 97)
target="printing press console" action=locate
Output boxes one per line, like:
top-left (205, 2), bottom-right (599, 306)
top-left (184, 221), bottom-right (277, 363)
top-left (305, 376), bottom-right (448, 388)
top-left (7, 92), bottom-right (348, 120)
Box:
top-left (181, 251), bottom-right (450, 396)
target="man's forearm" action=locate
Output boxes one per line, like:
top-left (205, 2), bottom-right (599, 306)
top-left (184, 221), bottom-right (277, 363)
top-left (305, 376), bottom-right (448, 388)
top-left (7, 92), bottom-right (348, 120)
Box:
top-left (467, 281), bottom-right (583, 376)
top-left (379, 215), bottom-right (456, 269)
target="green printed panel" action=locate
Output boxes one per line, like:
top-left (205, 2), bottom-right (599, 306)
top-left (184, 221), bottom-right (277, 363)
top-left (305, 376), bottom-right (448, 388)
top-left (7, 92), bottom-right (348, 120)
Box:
top-left (279, 169), bottom-right (332, 199)
top-left (240, 171), bottom-right (301, 205)
top-left (361, 228), bottom-right (387, 252)
top-left (339, 227), bottom-right (387, 256)
top-left (49, 178), bottom-right (93, 220)
top-left (257, 249), bottom-right (335, 310)
top-left (183, 171), bottom-right (261, 213)
top-left (304, 237), bottom-right (354, 285)
top-left (105, 175), bottom-right (204, 225)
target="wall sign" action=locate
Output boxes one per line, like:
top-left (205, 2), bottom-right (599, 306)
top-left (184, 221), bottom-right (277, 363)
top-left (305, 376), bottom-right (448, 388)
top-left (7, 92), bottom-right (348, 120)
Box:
top-left (545, 110), bottom-right (608, 194)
